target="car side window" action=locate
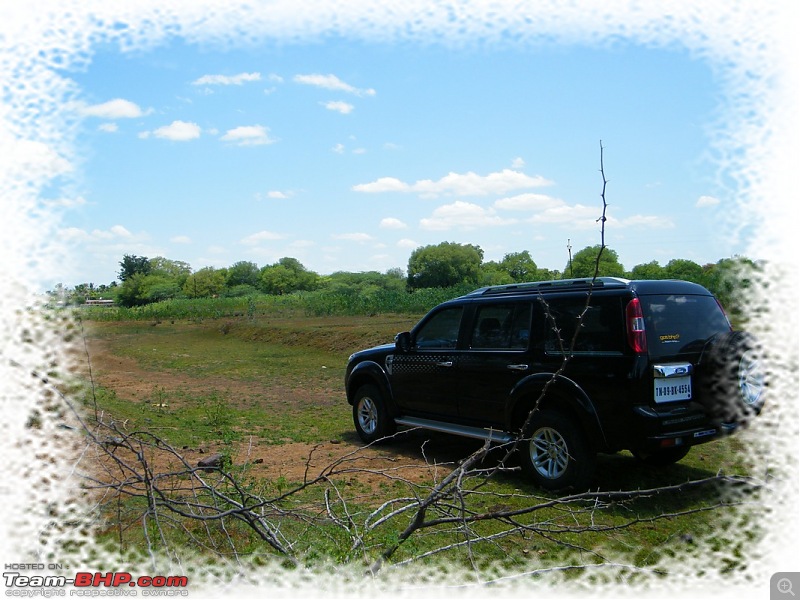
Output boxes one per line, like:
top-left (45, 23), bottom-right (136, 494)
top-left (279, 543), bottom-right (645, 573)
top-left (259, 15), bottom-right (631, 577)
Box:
top-left (542, 297), bottom-right (624, 353)
top-left (415, 307), bottom-right (463, 349)
top-left (470, 303), bottom-right (532, 350)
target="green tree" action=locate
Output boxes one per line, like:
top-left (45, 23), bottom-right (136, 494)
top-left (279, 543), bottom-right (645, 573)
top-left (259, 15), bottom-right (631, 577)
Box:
top-left (407, 242), bottom-right (484, 290)
top-left (499, 251), bottom-right (538, 282)
top-left (182, 267), bottom-right (227, 298)
top-left (118, 254), bottom-right (151, 282)
top-left (149, 257), bottom-right (192, 285)
top-left (703, 256), bottom-right (760, 319)
top-left (321, 268), bottom-right (408, 297)
top-left (117, 273), bottom-right (184, 306)
top-left (260, 264), bottom-right (298, 295)
top-left (535, 267), bottom-right (561, 281)
top-left (565, 245), bottom-right (625, 278)
top-left (116, 272), bottom-right (149, 307)
top-left (664, 258), bottom-right (705, 284)
top-left (142, 276), bottom-right (183, 303)
top-left (479, 261), bottom-right (514, 286)
top-left (627, 260), bottom-right (665, 280)
top-left (385, 267), bottom-right (405, 280)
top-left (226, 261), bottom-right (261, 288)
top-left (259, 258), bottom-right (320, 295)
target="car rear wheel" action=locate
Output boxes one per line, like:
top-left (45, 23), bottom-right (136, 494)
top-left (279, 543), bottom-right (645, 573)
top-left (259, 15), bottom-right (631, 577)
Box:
top-left (519, 409), bottom-right (595, 492)
top-left (698, 331), bottom-right (766, 425)
top-left (353, 384), bottom-right (396, 444)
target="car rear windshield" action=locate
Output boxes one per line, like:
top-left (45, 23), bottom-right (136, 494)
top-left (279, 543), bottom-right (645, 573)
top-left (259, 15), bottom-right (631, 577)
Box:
top-left (640, 294), bottom-right (731, 358)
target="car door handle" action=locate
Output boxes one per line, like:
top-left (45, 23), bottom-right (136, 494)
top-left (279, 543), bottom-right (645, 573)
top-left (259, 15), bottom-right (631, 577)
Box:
top-left (507, 364), bottom-right (529, 371)
top-left (436, 361), bottom-right (454, 367)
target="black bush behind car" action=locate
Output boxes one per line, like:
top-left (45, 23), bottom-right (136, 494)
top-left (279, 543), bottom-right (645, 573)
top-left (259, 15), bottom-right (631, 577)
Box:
top-left (344, 278), bottom-right (766, 491)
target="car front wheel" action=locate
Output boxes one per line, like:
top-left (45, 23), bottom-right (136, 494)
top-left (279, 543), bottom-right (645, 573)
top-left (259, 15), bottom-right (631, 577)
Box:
top-left (519, 409), bottom-right (595, 492)
top-left (353, 384), bottom-right (396, 444)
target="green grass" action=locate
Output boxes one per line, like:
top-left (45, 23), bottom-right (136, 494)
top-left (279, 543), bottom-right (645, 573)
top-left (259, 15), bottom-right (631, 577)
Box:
top-left (74, 312), bottom-right (764, 578)
top-left (76, 286), bottom-right (471, 322)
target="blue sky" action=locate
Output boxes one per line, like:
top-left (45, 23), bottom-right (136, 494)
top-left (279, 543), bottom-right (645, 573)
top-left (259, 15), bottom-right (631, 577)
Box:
top-left (55, 21), bottom-right (747, 287)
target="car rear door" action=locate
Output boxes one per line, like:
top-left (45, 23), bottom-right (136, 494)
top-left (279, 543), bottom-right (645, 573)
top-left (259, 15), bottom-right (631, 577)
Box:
top-left (456, 302), bottom-right (533, 428)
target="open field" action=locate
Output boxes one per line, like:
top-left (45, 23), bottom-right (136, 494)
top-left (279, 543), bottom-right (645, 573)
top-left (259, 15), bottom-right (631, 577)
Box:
top-left (69, 312), bottom-right (766, 581)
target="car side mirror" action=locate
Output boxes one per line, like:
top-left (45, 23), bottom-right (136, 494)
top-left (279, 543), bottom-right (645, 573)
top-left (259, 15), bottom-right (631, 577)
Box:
top-left (395, 331), bottom-right (412, 353)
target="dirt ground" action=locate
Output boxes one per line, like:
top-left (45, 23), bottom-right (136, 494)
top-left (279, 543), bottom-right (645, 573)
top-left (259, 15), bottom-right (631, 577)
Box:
top-left (79, 335), bottom-right (494, 493)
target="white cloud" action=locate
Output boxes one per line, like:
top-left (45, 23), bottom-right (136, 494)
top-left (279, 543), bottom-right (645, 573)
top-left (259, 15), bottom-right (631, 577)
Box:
top-left (98, 123), bottom-right (118, 133)
top-left (522, 203), bottom-right (670, 231)
top-left (354, 169), bottom-right (553, 198)
top-left (150, 120), bottom-right (201, 141)
top-left (614, 214), bottom-right (674, 228)
top-left (255, 190), bottom-right (293, 201)
top-left (220, 125), bottom-right (275, 146)
top-left (380, 217), bottom-right (408, 230)
top-left (493, 193), bottom-right (669, 231)
top-left (494, 193), bottom-right (563, 211)
top-left (322, 101), bottom-right (355, 114)
top-left (109, 225), bottom-right (133, 238)
top-left (61, 224), bottom-right (139, 242)
top-left (241, 231), bottom-right (287, 245)
top-left (8, 139), bottom-right (72, 179)
top-left (170, 235), bottom-right (192, 244)
top-left (696, 195), bottom-right (721, 207)
top-left (81, 98), bottom-right (147, 119)
top-left (511, 157), bottom-right (525, 169)
top-left (352, 176), bottom-right (410, 193)
top-left (332, 143), bottom-right (346, 154)
top-left (527, 203), bottom-right (601, 228)
top-left (43, 196), bottom-right (88, 209)
top-left (420, 201), bottom-right (517, 231)
top-left (397, 239), bottom-right (419, 249)
top-left (191, 72), bottom-right (261, 86)
top-left (294, 73), bottom-right (376, 96)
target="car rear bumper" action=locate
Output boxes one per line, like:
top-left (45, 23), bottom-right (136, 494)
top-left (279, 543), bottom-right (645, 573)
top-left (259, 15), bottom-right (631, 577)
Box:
top-left (631, 404), bottom-right (739, 451)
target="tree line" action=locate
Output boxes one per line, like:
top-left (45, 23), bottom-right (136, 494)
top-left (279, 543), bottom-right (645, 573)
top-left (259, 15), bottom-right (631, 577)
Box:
top-left (52, 241), bottom-right (760, 317)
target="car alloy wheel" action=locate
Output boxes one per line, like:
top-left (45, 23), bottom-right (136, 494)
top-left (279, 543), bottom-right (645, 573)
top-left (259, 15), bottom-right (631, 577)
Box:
top-left (530, 426), bottom-right (571, 480)
top-left (520, 408), bottom-right (595, 491)
top-left (738, 349), bottom-right (766, 409)
top-left (356, 396), bottom-right (378, 436)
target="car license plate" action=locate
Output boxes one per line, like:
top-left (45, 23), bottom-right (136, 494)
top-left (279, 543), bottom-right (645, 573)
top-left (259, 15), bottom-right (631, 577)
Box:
top-left (654, 376), bottom-right (692, 403)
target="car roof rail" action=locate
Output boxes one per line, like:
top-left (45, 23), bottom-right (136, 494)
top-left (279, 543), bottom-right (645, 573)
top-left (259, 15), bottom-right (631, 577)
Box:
top-left (466, 277), bottom-right (630, 297)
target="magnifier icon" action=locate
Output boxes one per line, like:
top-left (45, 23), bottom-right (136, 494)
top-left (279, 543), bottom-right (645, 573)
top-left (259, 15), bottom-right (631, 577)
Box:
top-left (778, 578), bottom-right (796, 596)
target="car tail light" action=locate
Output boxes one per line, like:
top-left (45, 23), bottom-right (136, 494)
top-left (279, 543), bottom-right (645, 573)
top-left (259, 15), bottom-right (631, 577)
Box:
top-left (626, 298), bottom-right (648, 353)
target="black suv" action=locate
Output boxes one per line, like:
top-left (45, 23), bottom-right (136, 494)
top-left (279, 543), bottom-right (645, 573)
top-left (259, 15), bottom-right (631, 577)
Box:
top-left (344, 278), bottom-right (766, 490)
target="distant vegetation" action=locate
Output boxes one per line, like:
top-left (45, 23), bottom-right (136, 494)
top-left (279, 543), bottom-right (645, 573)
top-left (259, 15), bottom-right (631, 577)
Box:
top-left (50, 242), bottom-right (762, 322)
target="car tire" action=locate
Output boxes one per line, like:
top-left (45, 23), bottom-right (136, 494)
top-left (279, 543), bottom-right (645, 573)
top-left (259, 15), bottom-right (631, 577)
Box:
top-left (519, 409), bottom-right (595, 492)
top-left (697, 331), bottom-right (767, 425)
top-left (353, 384), bottom-right (396, 444)
top-left (631, 446), bottom-right (691, 467)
